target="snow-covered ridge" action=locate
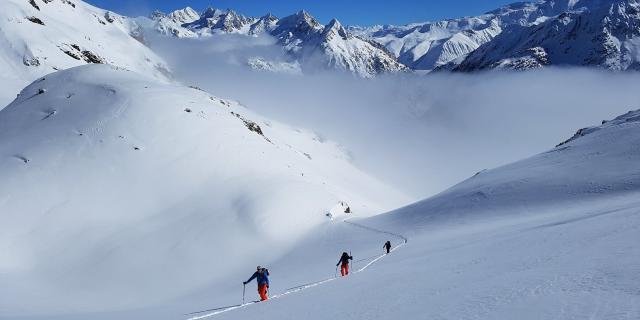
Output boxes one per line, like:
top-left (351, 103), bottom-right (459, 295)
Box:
top-left (0, 0), bottom-right (169, 82)
top-left (557, 109), bottom-right (640, 146)
top-left (0, 64), bottom-right (408, 313)
top-left (378, 107), bottom-right (640, 231)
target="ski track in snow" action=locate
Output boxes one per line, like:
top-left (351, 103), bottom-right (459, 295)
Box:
top-left (185, 218), bottom-right (408, 320)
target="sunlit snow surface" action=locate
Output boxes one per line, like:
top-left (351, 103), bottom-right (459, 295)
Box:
top-left (0, 64), bottom-right (407, 316)
top-left (188, 108), bottom-right (640, 320)
top-left (2, 66), bottom-right (638, 320)
top-left (2, 0), bottom-right (640, 319)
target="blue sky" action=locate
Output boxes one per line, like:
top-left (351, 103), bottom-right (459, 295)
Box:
top-left (85, 0), bottom-right (519, 26)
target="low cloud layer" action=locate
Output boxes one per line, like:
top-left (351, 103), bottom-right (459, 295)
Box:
top-left (149, 33), bottom-right (640, 199)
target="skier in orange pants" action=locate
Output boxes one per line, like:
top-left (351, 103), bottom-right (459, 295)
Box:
top-left (336, 252), bottom-right (353, 276)
top-left (258, 282), bottom-right (268, 301)
top-left (244, 266), bottom-right (270, 301)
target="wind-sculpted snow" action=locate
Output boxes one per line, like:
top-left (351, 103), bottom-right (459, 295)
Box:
top-left (0, 65), bottom-right (407, 316)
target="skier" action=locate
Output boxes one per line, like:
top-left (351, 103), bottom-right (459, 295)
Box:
top-left (383, 240), bottom-right (392, 254)
top-left (336, 252), bottom-right (353, 276)
top-left (243, 266), bottom-right (270, 301)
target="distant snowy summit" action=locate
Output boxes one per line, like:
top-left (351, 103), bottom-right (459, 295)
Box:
top-left (354, 0), bottom-right (640, 72)
top-left (147, 8), bottom-right (407, 77)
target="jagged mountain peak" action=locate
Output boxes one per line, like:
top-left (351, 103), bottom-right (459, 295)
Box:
top-left (167, 6), bottom-right (200, 24)
top-left (248, 13), bottom-right (279, 35)
top-left (276, 10), bottom-right (323, 33)
top-left (322, 18), bottom-right (350, 40)
top-left (212, 9), bottom-right (253, 32)
top-left (326, 18), bottom-right (342, 28)
top-left (201, 7), bottom-right (226, 18)
top-left (183, 7), bottom-right (229, 30)
top-left (150, 10), bottom-right (166, 19)
top-left (261, 13), bottom-right (279, 21)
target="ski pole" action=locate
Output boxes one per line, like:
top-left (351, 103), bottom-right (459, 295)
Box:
top-left (335, 265), bottom-right (338, 278)
top-left (242, 283), bottom-right (246, 304)
top-left (350, 251), bottom-right (354, 272)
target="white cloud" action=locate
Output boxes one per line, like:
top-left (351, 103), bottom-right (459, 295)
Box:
top-left (150, 34), bottom-right (640, 198)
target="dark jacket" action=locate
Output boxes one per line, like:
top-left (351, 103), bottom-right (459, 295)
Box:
top-left (337, 253), bottom-right (353, 266)
top-left (246, 269), bottom-right (269, 286)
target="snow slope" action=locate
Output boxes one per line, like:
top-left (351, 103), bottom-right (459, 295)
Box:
top-left (375, 108), bottom-right (640, 231)
top-left (7, 81), bottom-right (637, 320)
top-left (174, 108), bottom-right (640, 320)
top-left (0, 64), bottom-right (408, 316)
top-left (0, 0), bottom-right (169, 107)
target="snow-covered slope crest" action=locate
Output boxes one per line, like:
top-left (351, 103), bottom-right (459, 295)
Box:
top-left (0, 0), bottom-right (170, 85)
top-left (381, 107), bottom-right (640, 230)
top-left (0, 64), bottom-right (408, 315)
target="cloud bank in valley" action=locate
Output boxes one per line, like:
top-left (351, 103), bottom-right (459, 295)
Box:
top-left (149, 33), bottom-right (640, 199)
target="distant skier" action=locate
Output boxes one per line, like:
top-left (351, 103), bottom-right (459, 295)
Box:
top-left (243, 266), bottom-right (270, 301)
top-left (336, 252), bottom-right (353, 276)
top-left (383, 240), bottom-right (392, 254)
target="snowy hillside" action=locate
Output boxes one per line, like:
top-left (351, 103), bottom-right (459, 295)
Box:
top-left (0, 0), bottom-right (169, 106)
top-left (174, 108), bottom-right (640, 320)
top-left (380, 107), bottom-right (640, 229)
top-left (2, 69), bottom-right (635, 320)
top-left (0, 64), bottom-right (408, 315)
top-left (144, 9), bottom-right (407, 77)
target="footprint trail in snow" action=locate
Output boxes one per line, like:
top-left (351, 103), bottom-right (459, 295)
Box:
top-left (185, 218), bottom-right (407, 320)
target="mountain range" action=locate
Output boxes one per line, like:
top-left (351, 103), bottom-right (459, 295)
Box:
top-left (148, 8), bottom-right (407, 77)
top-left (1, 0), bottom-right (639, 83)
top-left (150, 0), bottom-right (640, 74)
